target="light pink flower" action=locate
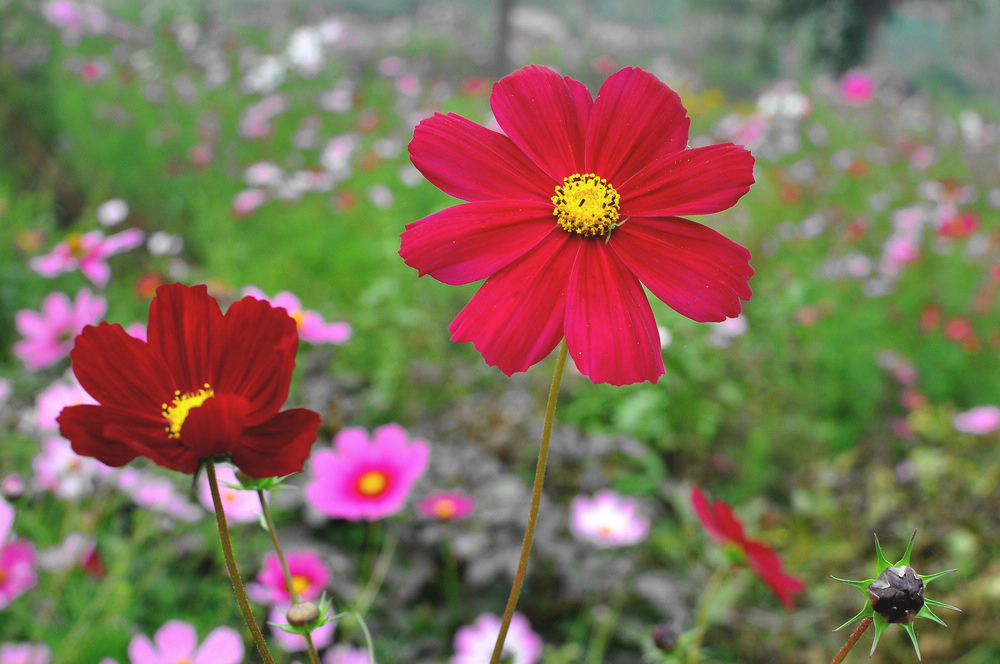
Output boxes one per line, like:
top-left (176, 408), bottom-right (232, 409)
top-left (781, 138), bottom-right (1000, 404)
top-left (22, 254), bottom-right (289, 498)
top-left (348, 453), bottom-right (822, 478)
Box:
top-left (116, 469), bottom-right (202, 523)
top-left (197, 464), bottom-right (264, 524)
top-left (953, 405), bottom-right (1000, 435)
top-left (35, 377), bottom-right (98, 431)
top-left (14, 289), bottom-right (107, 370)
top-left (417, 491), bottom-right (475, 521)
top-left (248, 550), bottom-right (330, 605)
top-left (323, 645), bottom-right (371, 664)
top-left (0, 497), bottom-right (37, 610)
top-left (268, 605), bottom-right (336, 652)
top-left (242, 287), bottom-right (352, 345)
top-left (0, 643), bottom-right (51, 664)
top-left (127, 619), bottom-right (244, 664)
top-left (42, 0), bottom-right (84, 30)
top-left (451, 612), bottom-right (542, 664)
top-left (569, 489), bottom-right (649, 548)
top-left (33, 437), bottom-right (105, 499)
top-left (839, 70), bottom-right (875, 105)
top-left (29, 229), bottom-right (144, 287)
top-left (232, 188), bottom-right (268, 217)
top-left (305, 424), bottom-right (429, 521)
top-left (96, 198), bottom-right (129, 227)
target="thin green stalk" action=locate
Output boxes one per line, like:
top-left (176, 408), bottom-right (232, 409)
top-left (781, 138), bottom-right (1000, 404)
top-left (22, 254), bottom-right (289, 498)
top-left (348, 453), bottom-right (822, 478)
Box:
top-left (354, 531), bottom-right (397, 619)
top-left (686, 565), bottom-right (730, 664)
top-left (258, 489), bottom-right (321, 664)
top-left (489, 340), bottom-right (569, 664)
top-left (583, 590), bottom-right (625, 664)
top-left (831, 616), bottom-right (873, 664)
top-left (206, 461), bottom-right (276, 664)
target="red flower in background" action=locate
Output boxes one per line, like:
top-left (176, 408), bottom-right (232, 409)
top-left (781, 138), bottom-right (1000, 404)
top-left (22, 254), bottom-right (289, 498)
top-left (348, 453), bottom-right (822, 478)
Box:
top-left (400, 65), bottom-right (754, 386)
top-left (58, 283), bottom-right (321, 478)
top-left (691, 487), bottom-right (804, 609)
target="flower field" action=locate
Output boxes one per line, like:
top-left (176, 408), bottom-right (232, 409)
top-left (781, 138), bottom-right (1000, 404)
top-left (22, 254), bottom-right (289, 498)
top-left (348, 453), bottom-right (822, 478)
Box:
top-left (2, 2), bottom-right (1000, 663)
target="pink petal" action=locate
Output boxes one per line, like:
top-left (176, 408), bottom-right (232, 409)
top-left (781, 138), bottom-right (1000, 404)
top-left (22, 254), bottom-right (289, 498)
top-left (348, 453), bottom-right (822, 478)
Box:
top-left (299, 313), bottom-right (351, 344)
top-left (29, 250), bottom-right (72, 278)
top-left (491, 65), bottom-right (593, 181)
top-left (194, 626), bottom-right (245, 664)
top-left (100, 228), bottom-right (145, 256)
top-left (154, 619), bottom-right (198, 661)
top-left (399, 200), bottom-right (557, 285)
top-left (564, 241), bottom-right (663, 385)
top-left (80, 259), bottom-right (112, 288)
top-left (585, 67), bottom-right (690, 185)
top-left (609, 217), bottom-right (752, 322)
top-left (127, 635), bottom-right (159, 664)
top-left (409, 112), bottom-right (556, 202)
top-left (450, 232), bottom-right (576, 375)
top-left (618, 143), bottom-right (755, 217)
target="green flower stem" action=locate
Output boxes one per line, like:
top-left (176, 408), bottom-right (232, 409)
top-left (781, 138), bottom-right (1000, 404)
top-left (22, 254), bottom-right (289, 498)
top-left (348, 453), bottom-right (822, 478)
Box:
top-left (354, 530), bottom-right (398, 619)
top-left (831, 616), bottom-right (872, 664)
top-left (206, 461), bottom-right (276, 664)
top-left (686, 565), bottom-right (730, 664)
top-left (583, 589), bottom-right (626, 664)
top-left (489, 339), bottom-right (569, 664)
top-left (257, 489), bottom-right (321, 664)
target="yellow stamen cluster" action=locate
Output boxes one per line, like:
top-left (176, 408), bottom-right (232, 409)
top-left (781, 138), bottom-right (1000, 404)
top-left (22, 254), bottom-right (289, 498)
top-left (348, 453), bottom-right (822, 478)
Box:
top-left (551, 173), bottom-right (621, 237)
top-left (433, 499), bottom-right (457, 520)
top-left (291, 575), bottom-right (311, 596)
top-left (357, 470), bottom-right (389, 497)
top-left (65, 233), bottom-right (85, 257)
top-left (162, 384), bottom-right (214, 438)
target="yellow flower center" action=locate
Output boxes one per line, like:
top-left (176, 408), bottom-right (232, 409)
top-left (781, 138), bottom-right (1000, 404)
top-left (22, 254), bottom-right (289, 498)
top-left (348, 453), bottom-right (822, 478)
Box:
top-left (551, 173), bottom-right (621, 237)
top-left (357, 470), bottom-right (389, 497)
top-left (162, 384), bottom-right (214, 438)
top-left (176, 659), bottom-right (193, 664)
top-left (290, 309), bottom-right (305, 328)
top-left (433, 499), bottom-right (457, 520)
top-left (65, 233), bottom-right (86, 257)
top-left (291, 574), bottom-right (311, 596)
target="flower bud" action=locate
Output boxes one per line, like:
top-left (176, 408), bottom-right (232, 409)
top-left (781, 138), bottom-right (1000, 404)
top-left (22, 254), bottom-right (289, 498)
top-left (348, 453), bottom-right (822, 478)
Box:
top-left (652, 622), bottom-right (679, 651)
top-left (866, 565), bottom-right (924, 624)
top-left (286, 601), bottom-right (320, 627)
top-left (2, 473), bottom-right (26, 501)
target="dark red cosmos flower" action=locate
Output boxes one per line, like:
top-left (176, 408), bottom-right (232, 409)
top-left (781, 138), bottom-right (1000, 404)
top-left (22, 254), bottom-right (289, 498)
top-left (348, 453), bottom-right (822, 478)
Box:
top-left (691, 487), bottom-right (804, 609)
top-left (400, 65), bottom-right (754, 385)
top-left (57, 283), bottom-right (321, 478)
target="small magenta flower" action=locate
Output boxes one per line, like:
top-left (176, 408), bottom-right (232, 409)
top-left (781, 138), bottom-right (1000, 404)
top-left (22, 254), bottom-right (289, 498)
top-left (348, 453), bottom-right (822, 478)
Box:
top-left (305, 424), bottom-right (429, 521)
top-left (127, 619), bottom-right (244, 664)
top-left (0, 643), bottom-right (51, 664)
top-left (833, 530), bottom-right (959, 660)
top-left (14, 289), bottom-right (107, 370)
top-left (569, 489), bottom-right (649, 548)
top-left (29, 228), bottom-right (144, 287)
top-left (952, 405), bottom-right (1000, 435)
top-left (839, 70), bottom-right (876, 105)
top-left (451, 612), bottom-right (542, 664)
top-left (242, 286), bottom-right (352, 345)
top-left (0, 497), bottom-right (38, 610)
top-left (417, 491), bottom-right (475, 521)
top-left (248, 550), bottom-right (330, 605)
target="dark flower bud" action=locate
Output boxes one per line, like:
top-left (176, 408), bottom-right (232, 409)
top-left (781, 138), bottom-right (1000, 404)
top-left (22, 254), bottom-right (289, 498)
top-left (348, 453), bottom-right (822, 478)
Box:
top-left (286, 601), bottom-right (320, 627)
top-left (867, 565), bottom-right (924, 624)
top-left (652, 622), bottom-right (680, 651)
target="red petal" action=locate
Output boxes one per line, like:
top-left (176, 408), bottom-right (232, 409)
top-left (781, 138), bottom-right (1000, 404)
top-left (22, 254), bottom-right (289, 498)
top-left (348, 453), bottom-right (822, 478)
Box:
top-left (491, 65), bottom-right (592, 181)
top-left (449, 232), bottom-right (576, 375)
top-left (147, 283), bottom-right (223, 390)
top-left (233, 408), bottom-right (322, 478)
top-left (618, 143), bottom-right (755, 217)
top-left (585, 67), bottom-right (690, 185)
top-left (564, 241), bottom-right (663, 385)
top-left (399, 200), bottom-right (557, 285)
top-left (745, 541), bottom-right (805, 608)
top-left (409, 113), bottom-right (556, 202)
top-left (71, 322), bottom-right (174, 414)
top-left (214, 296), bottom-right (297, 422)
top-left (179, 394), bottom-right (251, 459)
top-left (610, 218), bottom-right (753, 323)
top-left (59, 404), bottom-right (143, 467)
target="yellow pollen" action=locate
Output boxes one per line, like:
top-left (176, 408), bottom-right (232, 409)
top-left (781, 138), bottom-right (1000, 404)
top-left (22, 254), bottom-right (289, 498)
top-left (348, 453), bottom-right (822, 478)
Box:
top-left (433, 499), bottom-right (457, 520)
top-left (357, 470), bottom-right (388, 497)
top-left (290, 574), bottom-right (310, 596)
top-left (290, 309), bottom-right (305, 328)
top-left (65, 233), bottom-right (85, 257)
top-left (162, 384), bottom-right (214, 438)
top-left (176, 659), bottom-right (193, 664)
top-left (551, 173), bottom-right (621, 237)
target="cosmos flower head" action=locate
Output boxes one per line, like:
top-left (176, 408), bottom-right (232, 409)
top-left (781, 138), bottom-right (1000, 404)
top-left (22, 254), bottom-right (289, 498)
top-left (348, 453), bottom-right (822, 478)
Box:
top-left (400, 64), bottom-right (755, 386)
top-left (451, 612), bottom-right (542, 664)
top-left (127, 619), bottom-right (244, 664)
top-left (248, 549), bottom-right (330, 605)
top-left (0, 497), bottom-right (38, 610)
top-left (952, 405), bottom-right (1000, 435)
top-left (29, 228), bottom-right (144, 287)
top-left (417, 491), bottom-right (476, 521)
top-left (14, 289), bottom-right (107, 371)
top-left (569, 489), bottom-right (649, 548)
top-left (242, 286), bottom-right (352, 346)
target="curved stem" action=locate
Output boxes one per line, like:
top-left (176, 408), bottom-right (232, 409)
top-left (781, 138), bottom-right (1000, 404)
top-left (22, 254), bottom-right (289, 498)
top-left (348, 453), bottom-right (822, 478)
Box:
top-left (489, 340), bottom-right (569, 664)
top-left (258, 489), bottom-right (321, 664)
top-left (831, 616), bottom-right (873, 664)
top-left (686, 565), bottom-right (730, 664)
top-left (354, 531), bottom-right (398, 619)
top-left (206, 461), bottom-right (276, 664)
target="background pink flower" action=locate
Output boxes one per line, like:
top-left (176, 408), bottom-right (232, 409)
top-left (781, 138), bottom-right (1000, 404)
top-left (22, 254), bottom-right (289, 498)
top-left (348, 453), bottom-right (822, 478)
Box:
top-left (323, 645), bottom-right (372, 664)
top-left (0, 643), bottom-right (51, 664)
top-left (953, 405), bottom-right (1000, 434)
top-left (305, 424), bottom-right (429, 521)
top-left (13, 289), bottom-right (107, 370)
top-left (197, 464), bottom-right (264, 523)
top-left (127, 619), bottom-right (244, 664)
top-left (1, 497), bottom-right (37, 610)
top-left (34, 377), bottom-right (98, 431)
top-left (242, 286), bottom-right (352, 345)
top-left (248, 550), bottom-right (330, 605)
top-left (29, 228), bottom-right (144, 287)
top-left (569, 489), bottom-right (649, 548)
top-left (839, 70), bottom-right (875, 105)
top-left (417, 491), bottom-right (475, 521)
top-left (451, 612), bottom-right (542, 664)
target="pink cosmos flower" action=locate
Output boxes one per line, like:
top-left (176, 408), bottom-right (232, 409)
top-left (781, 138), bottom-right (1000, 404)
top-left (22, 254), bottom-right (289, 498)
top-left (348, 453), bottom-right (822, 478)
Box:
top-left (116, 469), bottom-right (202, 523)
top-left (839, 70), bottom-right (875, 105)
top-left (451, 612), bottom-right (542, 664)
top-left (0, 643), bottom-right (51, 664)
top-left (197, 464), bottom-right (264, 524)
top-left (29, 228), bottom-right (144, 287)
top-left (569, 489), bottom-right (649, 548)
top-left (324, 645), bottom-right (372, 664)
top-left (305, 424), bottom-right (429, 521)
top-left (33, 437), bottom-right (106, 499)
top-left (400, 65), bottom-right (754, 385)
top-left (232, 188), bottom-right (268, 217)
top-left (242, 287), bottom-right (352, 345)
top-left (127, 619), bottom-right (244, 664)
top-left (953, 405), bottom-right (1000, 435)
top-left (268, 605), bottom-right (336, 652)
top-left (417, 491), bottom-right (475, 521)
top-left (35, 377), bottom-right (98, 431)
top-left (0, 497), bottom-right (38, 610)
top-left (248, 550), bottom-right (330, 605)
top-left (14, 289), bottom-right (107, 370)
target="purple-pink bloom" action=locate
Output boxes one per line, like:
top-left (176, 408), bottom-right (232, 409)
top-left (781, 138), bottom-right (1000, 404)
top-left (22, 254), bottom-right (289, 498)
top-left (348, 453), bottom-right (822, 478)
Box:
top-left (268, 605), bottom-right (336, 652)
top-left (115, 469), bottom-right (202, 524)
top-left (14, 289), bottom-right (107, 370)
top-left (569, 489), bottom-right (649, 548)
top-left (451, 612), bottom-right (542, 664)
top-left (305, 424), bottom-right (429, 521)
top-left (33, 437), bottom-right (107, 499)
top-left (29, 229), bottom-right (144, 287)
top-left (242, 286), bottom-right (352, 345)
top-left (0, 643), bottom-right (51, 664)
top-left (839, 70), bottom-right (875, 105)
top-left (35, 377), bottom-right (98, 431)
top-left (0, 497), bottom-right (38, 610)
top-left (232, 188), bottom-right (268, 217)
top-left (127, 619), bottom-right (244, 664)
top-left (953, 405), bottom-right (1000, 435)
top-left (323, 645), bottom-right (372, 664)
top-left (417, 491), bottom-right (475, 521)
top-left (248, 550), bottom-right (330, 605)
top-left (197, 464), bottom-right (264, 524)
